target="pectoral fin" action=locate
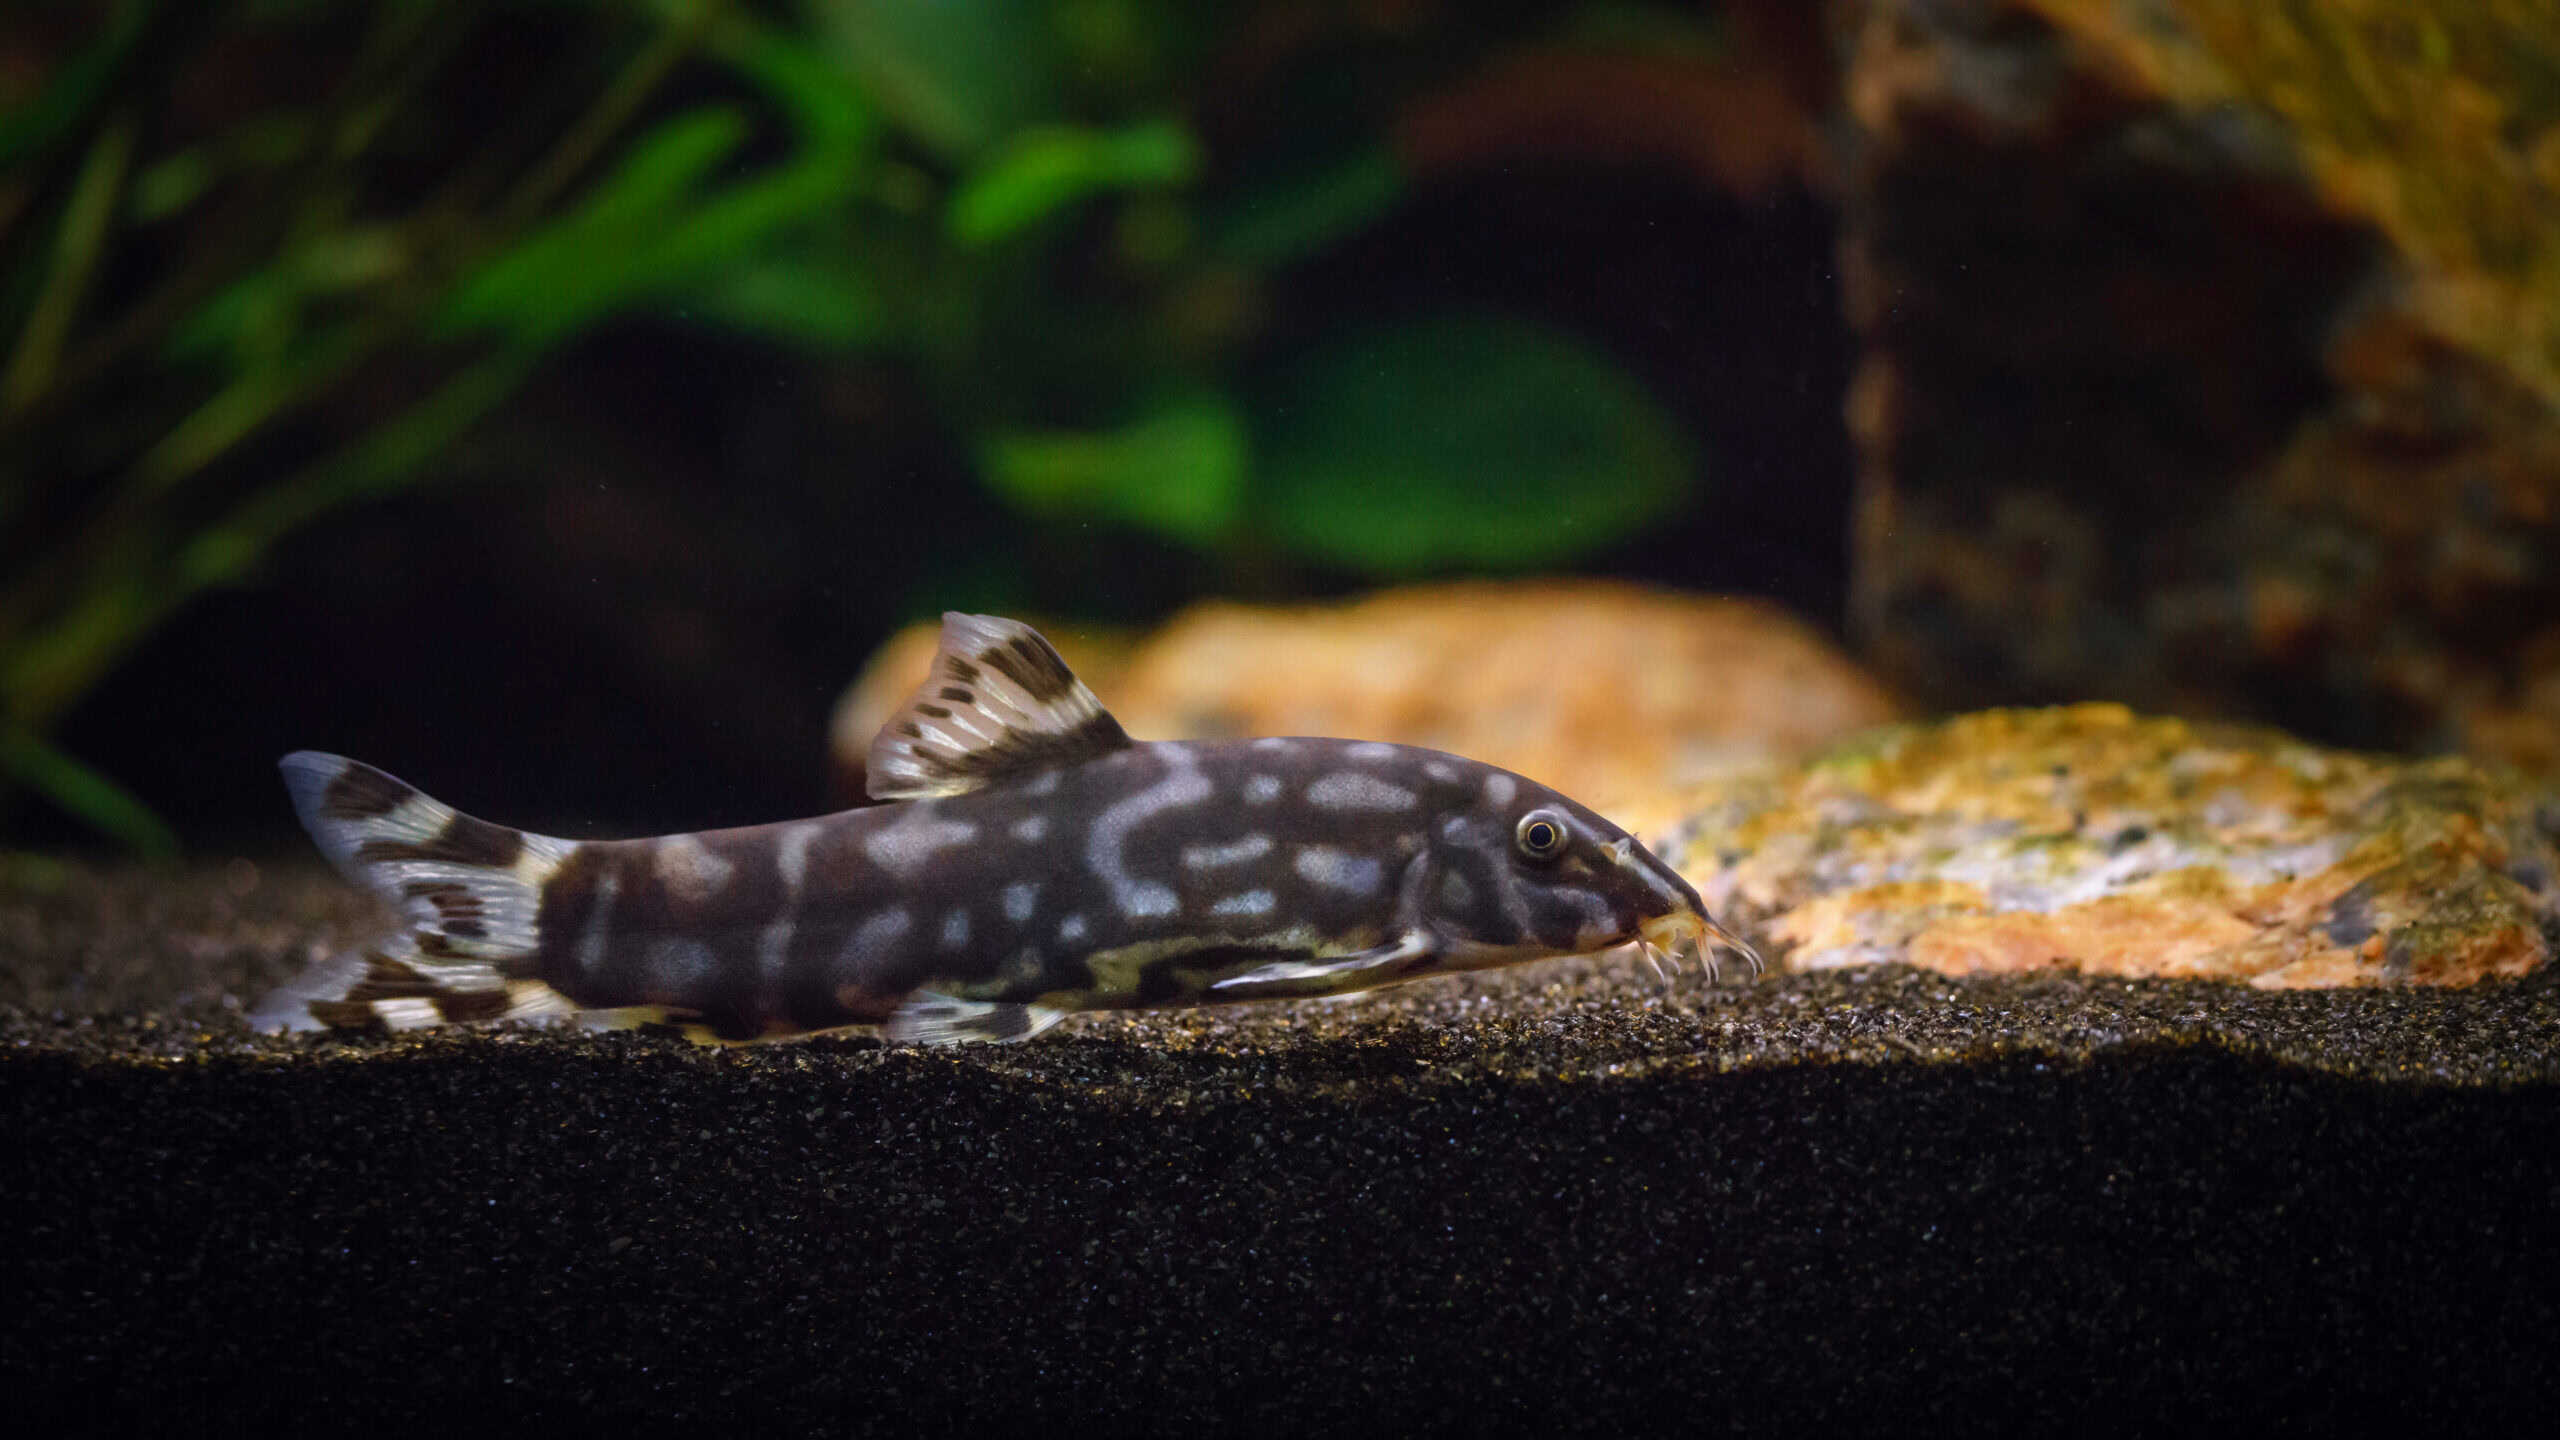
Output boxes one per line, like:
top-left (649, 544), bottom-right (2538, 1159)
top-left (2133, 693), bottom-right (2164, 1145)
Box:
top-left (1208, 850), bottom-right (1446, 1003)
top-left (1204, 929), bottom-right (1441, 1003)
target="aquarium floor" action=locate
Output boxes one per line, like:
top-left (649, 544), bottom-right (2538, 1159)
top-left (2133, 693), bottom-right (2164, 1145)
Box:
top-left (5, 861), bottom-right (2556, 1432)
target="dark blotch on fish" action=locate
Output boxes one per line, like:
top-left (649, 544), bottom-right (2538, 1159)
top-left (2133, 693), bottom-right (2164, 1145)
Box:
top-left (319, 763), bottom-right (411, 820)
top-left (356, 814), bottom-right (523, 870)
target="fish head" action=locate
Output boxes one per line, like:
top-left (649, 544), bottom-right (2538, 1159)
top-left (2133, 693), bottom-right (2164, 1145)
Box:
top-left (1418, 763), bottom-right (1759, 978)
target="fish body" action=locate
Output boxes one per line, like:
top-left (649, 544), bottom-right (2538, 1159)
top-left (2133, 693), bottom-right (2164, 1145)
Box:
top-left (256, 615), bottom-right (1754, 1044)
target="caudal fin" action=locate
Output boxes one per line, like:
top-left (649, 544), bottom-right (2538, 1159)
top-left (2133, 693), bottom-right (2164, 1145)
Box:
top-left (252, 752), bottom-right (579, 1033)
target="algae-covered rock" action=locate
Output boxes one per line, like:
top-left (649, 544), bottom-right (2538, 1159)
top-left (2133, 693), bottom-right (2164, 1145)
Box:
top-left (1834, 0), bottom-right (2560, 775)
top-left (1653, 704), bottom-right (2560, 986)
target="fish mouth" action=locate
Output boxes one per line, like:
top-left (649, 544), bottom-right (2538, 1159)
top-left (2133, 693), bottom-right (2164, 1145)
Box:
top-left (1635, 906), bottom-right (1764, 984)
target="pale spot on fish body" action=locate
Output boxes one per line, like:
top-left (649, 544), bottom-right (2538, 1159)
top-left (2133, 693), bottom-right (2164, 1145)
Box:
top-left (1182, 835), bottom-right (1274, 869)
top-left (653, 834), bottom-right (733, 905)
top-left (755, 914), bottom-right (796, 980)
top-left (644, 936), bottom-right (718, 999)
top-left (773, 823), bottom-right (821, 896)
top-left (1011, 815), bottom-right (1048, 843)
top-left (1346, 741), bottom-right (1399, 762)
top-left (839, 909), bottom-right (913, 975)
top-left (1003, 882), bottom-right (1040, 924)
top-left (1294, 846), bottom-right (1383, 895)
top-left (1057, 914), bottom-right (1088, 944)
top-left (1483, 773), bottom-right (1517, 808)
top-left (940, 908), bottom-right (971, 951)
top-left (1548, 886), bottom-right (1617, 936)
top-left (1306, 772), bottom-right (1417, 811)
top-left (1087, 747), bottom-right (1208, 920)
top-left (1211, 890), bottom-right (1276, 918)
top-left (759, 825), bottom-right (821, 980)
top-left (863, 808), bottom-right (978, 875)
top-left (1243, 775), bottom-right (1283, 805)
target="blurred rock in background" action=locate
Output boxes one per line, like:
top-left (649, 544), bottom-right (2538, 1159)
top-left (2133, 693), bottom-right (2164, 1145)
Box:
top-left (1829, 0), bottom-right (2560, 775)
top-left (831, 581), bottom-right (1907, 829)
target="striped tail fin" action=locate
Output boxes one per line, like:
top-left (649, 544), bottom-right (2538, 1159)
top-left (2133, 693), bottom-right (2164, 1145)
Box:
top-left (252, 752), bottom-right (580, 1033)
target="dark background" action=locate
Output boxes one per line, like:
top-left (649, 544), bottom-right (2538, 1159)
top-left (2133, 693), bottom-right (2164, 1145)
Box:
top-left (2, 1), bottom-right (1855, 850)
top-left (16, 0), bottom-right (2551, 852)
top-left (83, 172), bottom-right (1851, 844)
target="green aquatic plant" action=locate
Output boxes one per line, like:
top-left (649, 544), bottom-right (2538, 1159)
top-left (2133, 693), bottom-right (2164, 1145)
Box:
top-left (0, 0), bottom-right (1718, 848)
top-left (1, 0), bottom-right (870, 850)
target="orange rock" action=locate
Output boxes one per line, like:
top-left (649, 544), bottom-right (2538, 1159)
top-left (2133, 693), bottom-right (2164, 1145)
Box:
top-left (1770, 880), bottom-right (1989, 968)
top-left (1908, 895), bottom-right (2263, 981)
top-left (1655, 705), bottom-right (2560, 988)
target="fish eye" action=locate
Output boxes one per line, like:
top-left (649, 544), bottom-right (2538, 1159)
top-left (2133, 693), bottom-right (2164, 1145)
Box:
top-left (1514, 809), bottom-right (1569, 862)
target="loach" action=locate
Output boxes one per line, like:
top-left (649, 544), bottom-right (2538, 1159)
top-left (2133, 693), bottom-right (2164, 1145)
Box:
top-left (253, 614), bottom-right (1758, 1045)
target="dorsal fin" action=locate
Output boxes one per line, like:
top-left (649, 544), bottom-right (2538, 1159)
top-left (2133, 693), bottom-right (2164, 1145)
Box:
top-left (866, 613), bottom-right (1133, 800)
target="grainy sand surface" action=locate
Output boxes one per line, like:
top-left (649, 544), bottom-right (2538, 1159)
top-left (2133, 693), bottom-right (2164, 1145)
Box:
top-left (6, 861), bottom-right (2557, 1430)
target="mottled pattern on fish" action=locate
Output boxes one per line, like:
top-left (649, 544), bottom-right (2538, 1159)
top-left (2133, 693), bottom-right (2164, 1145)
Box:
top-left (255, 614), bottom-right (1755, 1044)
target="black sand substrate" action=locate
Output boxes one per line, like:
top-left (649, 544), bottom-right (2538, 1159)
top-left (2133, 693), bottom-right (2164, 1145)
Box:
top-left (5, 862), bottom-right (2557, 1433)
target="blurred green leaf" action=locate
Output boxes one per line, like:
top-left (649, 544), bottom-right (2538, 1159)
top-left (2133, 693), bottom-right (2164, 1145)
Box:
top-left (167, 226), bottom-right (410, 366)
top-left (1210, 142), bottom-right (1402, 265)
top-left (981, 388), bottom-right (1246, 545)
top-left (802, 0), bottom-right (1060, 159)
top-left (128, 149), bottom-right (213, 222)
top-left (0, 4), bottom-right (901, 851)
top-left (949, 118), bottom-right (1199, 247)
top-left (3, 113), bottom-right (134, 415)
top-left (627, 24), bottom-right (885, 341)
top-left (165, 262), bottom-right (300, 367)
top-left (437, 106), bottom-right (751, 344)
top-left (719, 15), bottom-right (878, 153)
top-left (612, 155), bottom-right (859, 293)
top-left (0, 730), bottom-right (175, 858)
top-left (1249, 313), bottom-right (1697, 573)
top-left (443, 22), bottom-right (883, 351)
top-left (179, 346), bottom-right (538, 592)
top-left (679, 252), bottom-right (886, 346)
top-left (128, 117), bottom-right (309, 222)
